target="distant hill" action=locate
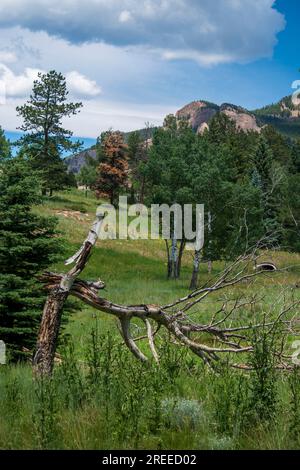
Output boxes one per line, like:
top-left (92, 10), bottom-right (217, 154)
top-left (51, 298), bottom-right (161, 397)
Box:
top-left (252, 95), bottom-right (300, 139)
top-left (66, 127), bottom-right (158, 174)
top-left (65, 148), bottom-right (97, 174)
top-left (176, 95), bottom-right (300, 138)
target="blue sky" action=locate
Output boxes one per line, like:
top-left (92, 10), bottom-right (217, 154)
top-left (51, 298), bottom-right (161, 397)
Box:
top-left (0, 0), bottom-right (299, 143)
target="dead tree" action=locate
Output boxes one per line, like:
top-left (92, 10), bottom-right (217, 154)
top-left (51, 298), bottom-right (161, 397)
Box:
top-left (33, 214), bottom-right (105, 375)
top-left (34, 216), bottom-right (299, 375)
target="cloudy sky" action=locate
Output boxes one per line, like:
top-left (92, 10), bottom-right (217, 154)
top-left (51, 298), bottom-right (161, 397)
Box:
top-left (0, 0), bottom-right (299, 140)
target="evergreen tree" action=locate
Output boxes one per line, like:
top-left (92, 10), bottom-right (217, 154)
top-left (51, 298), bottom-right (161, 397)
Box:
top-left (262, 125), bottom-right (293, 170)
top-left (16, 70), bottom-right (82, 195)
top-left (0, 126), bottom-right (10, 159)
top-left (291, 139), bottom-right (300, 173)
top-left (127, 130), bottom-right (142, 202)
top-left (282, 173), bottom-right (300, 251)
top-left (127, 131), bottom-right (142, 165)
top-left (208, 112), bottom-right (258, 181)
top-left (251, 136), bottom-right (282, 243)
top-left (207, 112), bottom-right (236, 146)
top-left (127, 129), bottom-right (152, 203)
top-left (0, 155), bottom-right (61, 361)
top-left (94, 131), bottom-right (128, 206)
top-left (77, 154), bottom-right (97, 197)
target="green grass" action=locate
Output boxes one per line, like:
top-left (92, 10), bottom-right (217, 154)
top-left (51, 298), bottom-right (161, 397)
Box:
top-left (1, 188), bottom-right (300, 450)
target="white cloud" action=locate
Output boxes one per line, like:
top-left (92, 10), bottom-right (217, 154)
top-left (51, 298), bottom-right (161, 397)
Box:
top-left (0, 0), bottom-right (285, 66)
top-left (161, 50), bottom-right (235, 67)
top-left (0, 27), bottom-right (171, 134)
top-left (0, 63), bottom-right (102, 99)
top-left (0, 50), bottom-right (16, 63)
top-left (62, 99), bottom-right (177, 137)
top-left (0, 27), bottom-right (159, 96)
top-left (66, 71), bottom-right (101, 97)
top-left (119, 10), bottom-right (132, 24)
top-left (0, 64), bottom-right (42, 97)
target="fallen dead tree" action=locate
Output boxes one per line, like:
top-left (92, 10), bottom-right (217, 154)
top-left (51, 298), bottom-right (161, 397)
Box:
top-left (33, 212), bottom-right (300, 375)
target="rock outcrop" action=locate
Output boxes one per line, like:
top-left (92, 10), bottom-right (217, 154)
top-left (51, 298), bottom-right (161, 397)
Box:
top-left (175, 101), bottom-right (218, 133)
top-left (175, 100), bottom-right (261, 134)
top-left (220, 104), bottom-right (261, 132)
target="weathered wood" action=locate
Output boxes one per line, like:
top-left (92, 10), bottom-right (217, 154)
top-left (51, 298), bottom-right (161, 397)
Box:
top-left (39, 263), bottom-right (299, 370)
top-left (33, 213), bottom-right (104, 375)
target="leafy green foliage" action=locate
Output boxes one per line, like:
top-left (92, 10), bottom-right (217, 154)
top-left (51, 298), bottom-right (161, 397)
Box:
top-left (0, 126), bottom-right (11, 160)
top-left (77, 155), bottom-right (97, 196)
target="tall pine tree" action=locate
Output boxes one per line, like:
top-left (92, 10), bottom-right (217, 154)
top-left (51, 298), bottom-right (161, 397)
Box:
top-left (0, 126), bottom-right (10, 159)
top-left (251, 136), bottom-right (281, 243)
top-left (16, 70), bottom-right (82, 196)
top-left (0, 154), bottom-right (61, 361)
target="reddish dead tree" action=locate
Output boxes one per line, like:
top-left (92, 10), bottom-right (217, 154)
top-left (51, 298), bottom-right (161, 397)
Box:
top-left (33, 214), bottom-right (300, 376)
top-left (94, 131), bottom-right (128, 206)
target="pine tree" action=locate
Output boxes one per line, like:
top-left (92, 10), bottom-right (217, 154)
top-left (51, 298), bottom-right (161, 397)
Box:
top-left (0, 126), bottom-right (10, 159)
top-left (262, 125), bottom-right (293, 169)
top-left (77, 154), bottom-right (97, 197)
top-left (251, 136), bottom-right (281, 243)
top-left (0, 155), bottom-right (61, 361)
top-left (207, 112), bottom-right (236, 146)
top-left (94, 131), bottom-right (128, 206)
top-left (127, 130), bottom-right (147, 203)
top-left (16, 70), bottom-right (82, 195)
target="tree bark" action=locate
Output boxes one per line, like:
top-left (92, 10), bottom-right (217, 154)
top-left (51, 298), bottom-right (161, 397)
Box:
top-left (190, 249), bottom-right (200, 290)
top-left (165, 239), bottom-right (172, 279)
top-left (139, 174), bottom-right (146, 204)
top-left (207, 211), bottom-right (212, 274)
top-left (169, 233), bottom-right (178, 279)
top-left (37, 235), bottom-right (293, 370)
top-left (176, 239), bottom-right (185, 279)
top-left (33, 214), bottom-right (104, 376)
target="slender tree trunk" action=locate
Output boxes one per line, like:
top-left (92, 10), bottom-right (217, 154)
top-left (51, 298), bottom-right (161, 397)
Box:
top-left (169, 233), bottom-right (178, 279)
top-left (176, 239), bottom-right (185, 278)
top-left (110, 192), bottom-right (114, 206)
top-left (33, 214), bottom-right (104, 376)
top-left (190, 249), bottom-right (200, 290)
top-left (139, 174), bottom-right (146, 204)
top-left (130, 185), bottom-right (135, 204)
top-left (165, 239), bottom-right (172, 279)
top-left (208, 211), bottom-right (212, 274)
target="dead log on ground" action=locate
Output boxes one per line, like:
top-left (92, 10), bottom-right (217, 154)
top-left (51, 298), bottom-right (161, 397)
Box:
top-left (34, 216), bottom-right (300, 375)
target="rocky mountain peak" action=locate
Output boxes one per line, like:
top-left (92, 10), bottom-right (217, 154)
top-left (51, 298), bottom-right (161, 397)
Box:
top-left (176, 100), bottom-right (261, 134)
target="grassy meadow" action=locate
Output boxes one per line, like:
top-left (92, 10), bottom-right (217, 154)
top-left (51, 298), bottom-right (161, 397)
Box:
top-left (0, 188), bottom-right (300, 450)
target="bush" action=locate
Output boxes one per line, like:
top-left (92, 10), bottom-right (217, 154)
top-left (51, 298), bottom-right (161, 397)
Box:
top-left (161, 397), bottom-right (204, 430)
